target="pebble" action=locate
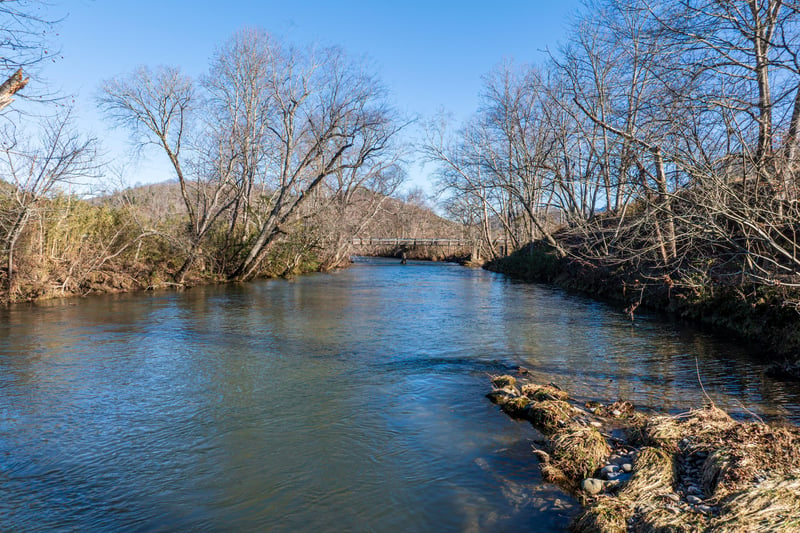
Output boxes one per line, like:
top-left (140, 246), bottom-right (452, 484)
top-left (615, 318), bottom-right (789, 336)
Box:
top-left (600, 465), bottom-right (619, 479)
top-left (611, 409), bottom-right (622, 417)
top-left (582, 478), bottom-right (604, 495)
top-left (687, 485), bottom-right (703, 496)
top-left (590, 421), bottom-right (603, 428)
top-left (686, 495), bottom-right (703, 505)
top-left (662, 493), bottom-right (681, 503)
top-left (696, 504), bottom-right (713, 515)
top-left (621, 463), bottom-right (633, 473)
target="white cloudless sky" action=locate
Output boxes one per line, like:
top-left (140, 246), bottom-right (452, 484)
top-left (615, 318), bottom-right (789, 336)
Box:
top-left (32, 0), bottom-right (584, 193)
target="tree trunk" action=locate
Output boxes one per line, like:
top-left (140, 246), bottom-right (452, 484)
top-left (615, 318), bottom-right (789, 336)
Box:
top-left (4, 208), bottom-right (31, 299)
top-left (652, 147), bottom-right (677, 261)
top-left (0, 69), bottom-right (29, 112)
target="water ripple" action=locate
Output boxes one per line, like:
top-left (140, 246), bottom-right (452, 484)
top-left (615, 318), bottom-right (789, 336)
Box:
top-left (0, 259), bottom-right (796, 531)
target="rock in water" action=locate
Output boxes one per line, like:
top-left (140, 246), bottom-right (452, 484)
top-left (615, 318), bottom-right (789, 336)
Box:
top-left (600, 464), bottom-right (620, 478)
top-left (581, 478), bottom-right (604, 495)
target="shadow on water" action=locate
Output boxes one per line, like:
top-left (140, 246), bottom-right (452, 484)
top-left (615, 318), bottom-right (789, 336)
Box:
top-left (0, 258), bottom-right (798, 530)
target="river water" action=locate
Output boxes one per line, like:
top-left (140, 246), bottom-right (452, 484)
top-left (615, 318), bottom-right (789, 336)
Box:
top-left (1, 258), bottom-right (798, 531)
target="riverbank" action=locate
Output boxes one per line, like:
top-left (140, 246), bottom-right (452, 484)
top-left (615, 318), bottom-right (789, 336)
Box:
top-left (3, 248), bottom-right (325, 305)
top-left (487, 374), bottom-right (800, 532)
top-left (6, 251), bottom-right (468, 306)
top-left (485, 242), bottom-right (800, 361)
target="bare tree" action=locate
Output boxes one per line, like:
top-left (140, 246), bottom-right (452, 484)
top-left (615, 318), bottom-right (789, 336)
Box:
top-left (0, 110), bottom-right (97, 299)
top-left (101, 30), bottom-right (404, 282)
top-left (426, 65), bottom-right (569, 258)
top-left (313, 157), bottom-right (405, 270)
top-left (226, 40), bottom-right (402, 280)
top-left (556, 0), bottom-right (686, 265)
top-left (201, 28), bottom-right (275, 261)
top-left (100, 66), bottom-right (240, 283)
top-left (424, 113), bottom-right (506, 259)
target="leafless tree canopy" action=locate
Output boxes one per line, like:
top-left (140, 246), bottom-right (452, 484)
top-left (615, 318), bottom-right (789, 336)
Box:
top-left (427, 0), bottom-right (800, 296)
top-left (101, 29), bottom-right (405, 282)
top-left (0, 110), bottom-right (98, 297)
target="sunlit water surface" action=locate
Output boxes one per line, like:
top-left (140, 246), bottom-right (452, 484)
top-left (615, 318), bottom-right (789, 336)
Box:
top-left (1, 258), bottom-right (798, 531)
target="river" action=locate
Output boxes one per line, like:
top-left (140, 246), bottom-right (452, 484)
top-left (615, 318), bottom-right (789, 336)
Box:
top-left (1, 258), bottom-right (798, 531)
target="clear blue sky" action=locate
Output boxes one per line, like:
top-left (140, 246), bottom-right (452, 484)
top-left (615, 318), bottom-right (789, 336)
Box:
top-left (37, 1), bottom-right (583, 192)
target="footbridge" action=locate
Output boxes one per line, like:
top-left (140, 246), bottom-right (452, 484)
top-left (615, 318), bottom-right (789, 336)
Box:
top-left (350, 237), bottom-right (478, 258)
top-left (350, 237), bottom-right (473, 248)
top-left (349, 237), bottom-right (513, 258)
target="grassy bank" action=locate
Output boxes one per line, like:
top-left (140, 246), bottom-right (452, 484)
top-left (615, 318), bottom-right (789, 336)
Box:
top-left (485, 242), bottom-right (800, 360)
top-left (0, 177), bottom-right (468, 304)
top-left (487, 374), bottom-right (800, 532)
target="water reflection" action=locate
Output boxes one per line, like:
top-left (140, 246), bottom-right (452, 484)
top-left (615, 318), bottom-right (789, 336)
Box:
top-left (0, 258), bottom-right (797, 531)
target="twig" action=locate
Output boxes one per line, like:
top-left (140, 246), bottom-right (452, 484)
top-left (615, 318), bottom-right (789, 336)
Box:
top-left (736, 401), bottom-right (766, 425)
top-left (696, 357), bottom-right (716, 408)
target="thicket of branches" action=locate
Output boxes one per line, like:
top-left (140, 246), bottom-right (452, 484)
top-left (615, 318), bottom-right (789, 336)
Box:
top-left (427, 0), bottom-right (800, 300)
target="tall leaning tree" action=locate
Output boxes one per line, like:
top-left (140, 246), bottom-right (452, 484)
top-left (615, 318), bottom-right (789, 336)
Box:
top-left (223, 32), bottom-right (401, 281)
top-left (100, 65), bottom-right (242, 283)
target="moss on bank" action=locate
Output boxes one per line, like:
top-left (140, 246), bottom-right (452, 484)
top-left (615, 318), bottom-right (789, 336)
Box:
top-left (486, 243), bottom-right (800, 359)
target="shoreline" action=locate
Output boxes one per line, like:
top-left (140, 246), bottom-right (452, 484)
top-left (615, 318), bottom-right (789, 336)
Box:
top-left (485, 244), bottom-right (800, 362)
top-left (487, 373), bottom-right (800, 532)
top-left (3, 253), bottom-right (470, 306)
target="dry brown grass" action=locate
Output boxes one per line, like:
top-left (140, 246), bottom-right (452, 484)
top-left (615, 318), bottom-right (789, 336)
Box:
top-left (703, 422), bottom-right (800, 498)
top-left (714, 477), bottom-right (800, 532)
top-left (490, 374), bottom-right (517, 389)
top-left (633, 407), bottom-right (736, 451)
top-left (571, 448), bottom-right (679, 533)
top-left (528, 400), bottom-right (577, 434)
top-left (619, 448), bottom-right (709, 532)
top-left (633, 509), bottom-right (709, 532)
top-left (521, 383), bottom-right (570, 402)
top-left (489, 379), bottom-right (800, 532)
top-left (622, 447), bottom-right (675, 500)
top-left (551, 424), bottom-right (611, 482)
top-left (586, 409), bottom-right (800, 531)
top-left (571, 497), bottom-right (628, 533)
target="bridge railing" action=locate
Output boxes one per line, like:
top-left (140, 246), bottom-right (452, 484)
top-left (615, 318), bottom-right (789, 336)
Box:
top-left (351, 237), bottom-right (474, 247)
